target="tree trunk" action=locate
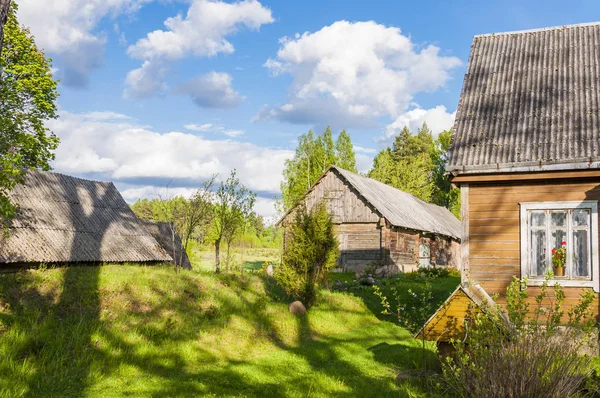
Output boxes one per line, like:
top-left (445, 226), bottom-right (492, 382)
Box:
top-left (215, 239), bottom-right (221, 273)
top-left (0, 0), bottom-right (10, 63)
top-left (226, 242), bottom-right (231, 274)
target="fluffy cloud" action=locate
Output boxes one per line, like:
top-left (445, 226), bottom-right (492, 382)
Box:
top-left (260, 21), bottom-right (461, 127)
top-left (123, 61), bottom-right (168, 99)
top-left (127, 0), bottom-right (273, 60)
top-left (124, 0), bottom-right (273, 100)
top-left (48, 111), bottom-right (293, 217)
top-left (17, 0), bottom-right (148, 87)
top-left (176, 72), bottom-right (244, 108)
top-left (380, 105), bottom-right (456, 143)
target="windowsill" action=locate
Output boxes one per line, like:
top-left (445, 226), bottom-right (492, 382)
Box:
top-left (527, 278), bottom-right (594, 288)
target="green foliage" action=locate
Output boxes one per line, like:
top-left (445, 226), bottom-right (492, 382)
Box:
top-left (276, 202), bottom-right (339, 307)
top-left (335, 129), bottom-right (357, 173)
top-left (213, 169), bottom-right (256, 273)
top-left (280, 127), bottom-right (358, 210)
top-left (0, 3), bottom-right (59, 230)
top-left (442, 277), bottom-right (597, 398)
top-left (368, 124), bottom-right (460, 218)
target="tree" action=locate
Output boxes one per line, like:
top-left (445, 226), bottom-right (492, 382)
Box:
top-left (213, 170), bottom-right (256, 273)
top-left (174, 176), bottom-right (215, 260)
top-left (335, 129), bottom-right (357, 172)
top-left (280, 127), bottom-right (358, 210)
top-left (432, 129), bottom-right (460, 217)
top-left (0, 3), bottom-right (59, 231)
top-left (275, 201), bottom-right (339, 308)
top-left (0, 0), bottom-right (10, 60)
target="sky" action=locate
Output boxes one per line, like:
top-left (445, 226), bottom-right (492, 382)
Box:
top-left (16, 0), bottom-right (600, 221)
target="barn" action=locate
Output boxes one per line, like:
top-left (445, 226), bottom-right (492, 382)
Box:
top-left (0, 170), bottom-right (172, 266)
top-left (448, 22), bottom-right (600, 314)
top-left (277, 166), bottom-right (461, 274)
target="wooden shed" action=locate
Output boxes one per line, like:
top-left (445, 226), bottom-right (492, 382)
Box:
top-left (447, 22), bottom-right (600, 313)
top-left (277, 166), bottom-right (461, 274)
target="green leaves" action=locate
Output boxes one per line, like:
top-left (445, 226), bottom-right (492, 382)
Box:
top-left (368, 123), bottom-right (460, 217)
top-left (280, 127), bottom-right (358, 210)
top-left (0, 3), bottom-right (59, 229)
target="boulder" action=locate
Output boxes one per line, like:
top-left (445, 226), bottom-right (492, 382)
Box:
top-left (289, 301), bottom-right (307, 316)
top-left (265, 264), bottom-right (274, 276)
top-left (360, 276), bottom-right (376, 286)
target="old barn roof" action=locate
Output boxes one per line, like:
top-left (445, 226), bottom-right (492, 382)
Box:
top-left (279, 166), bottom-right (461, 240)
top-left (0, 170), bottom-right (172, 264)
top-left (448, 22), bottom-right (600, 174)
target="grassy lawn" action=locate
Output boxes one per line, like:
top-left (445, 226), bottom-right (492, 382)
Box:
top-left (189, 245), bottom-right (280, 273)
top-left (0, 264), bottom-right (458, 397)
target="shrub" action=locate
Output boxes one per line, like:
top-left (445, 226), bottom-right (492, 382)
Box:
top-left (442, 277), bottom-right (597, 398)
top-left (275, 202), bottom-right (339, 308)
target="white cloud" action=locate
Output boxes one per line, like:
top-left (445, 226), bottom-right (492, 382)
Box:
top-left (124, 0), bottom-right (272, 100)
top-left (380, 105), bottom-right (456, 143)
top-left (17, 0), bottom-right (149, 86)
top-left (260, 20), bottom-right (461, 127)
top-left (123, 60), bottom-right (168, 99)
top-left (354, 146), bottom-right (377, 154)
top-left (184, 123), bottom-right (214, 132)
top-left (49, 111), bottom-right (293, 199)
top-left (127, 0), bottom-right (273, 61)
top-left (176, 72), bottom-right (244, 108)
top-left (184, 123), bottom-right (244, 137)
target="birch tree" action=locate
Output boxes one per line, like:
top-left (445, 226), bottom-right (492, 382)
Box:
top-left (213, 170), bottom-right (256, 273)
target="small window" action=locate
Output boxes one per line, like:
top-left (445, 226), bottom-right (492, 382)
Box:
top-left (520, 201), bottom-right (599, 292)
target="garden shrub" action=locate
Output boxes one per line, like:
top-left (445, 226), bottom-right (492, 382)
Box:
top-left (442, 277), bottom-right (597, 398)
top-left (275, 202), bottom-right (339, 308)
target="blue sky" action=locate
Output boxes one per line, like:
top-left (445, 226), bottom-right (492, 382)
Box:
top-left (17, 0), bottom-right (600, 219)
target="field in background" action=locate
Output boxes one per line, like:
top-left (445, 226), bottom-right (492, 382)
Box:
top-left (188, 244), bottom-right (281, 273)
top-left (0, 264), bottom-right (444, 397)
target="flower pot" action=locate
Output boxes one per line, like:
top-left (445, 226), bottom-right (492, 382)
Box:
top-left (555, 266), bottom-right (565, 277)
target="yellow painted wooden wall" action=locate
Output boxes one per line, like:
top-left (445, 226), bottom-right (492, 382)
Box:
top-left (416, 288), bottom-right (481, 342)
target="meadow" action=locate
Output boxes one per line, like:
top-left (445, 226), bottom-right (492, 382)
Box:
top-left (0, 264), bottom-right (460, 397)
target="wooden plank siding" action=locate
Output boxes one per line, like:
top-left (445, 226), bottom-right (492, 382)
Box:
top-left (280, 168), bottom-right (461, 274)
top-left (466, 176), bottom-right (600, 315)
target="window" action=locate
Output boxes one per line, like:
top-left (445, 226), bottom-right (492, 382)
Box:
top-left (520, 201), bottom-right (599, 292)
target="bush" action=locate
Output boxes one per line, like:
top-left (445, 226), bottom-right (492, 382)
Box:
top-left (442, 277), bottom-right (597, 398)
top-left (275, 202), bottom-right (339, 308)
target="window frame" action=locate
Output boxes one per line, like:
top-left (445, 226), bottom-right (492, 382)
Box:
top-left (519, 200), bottom-right (599, 292)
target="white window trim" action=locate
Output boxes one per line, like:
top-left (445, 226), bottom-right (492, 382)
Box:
top-left (519, 200), bottom-right (599, 292)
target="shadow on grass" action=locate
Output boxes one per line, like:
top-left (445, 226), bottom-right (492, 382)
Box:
top-left (0, 268), bottom-right (441, 397)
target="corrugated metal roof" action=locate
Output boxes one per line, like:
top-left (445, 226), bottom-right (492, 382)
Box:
top-left (333, 167), bottom-right (461, 239)
top-left (448, 22), bottom-right (600, 173)
top-left (0, 170), bottom-right (172, 264)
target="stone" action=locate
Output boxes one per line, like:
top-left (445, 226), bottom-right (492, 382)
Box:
top-left (265, 264), bottom-right (274, 276)
top-left (289, 301), bottom-right (307, 316)
top-left (360, 276), bottom-right (375, 286)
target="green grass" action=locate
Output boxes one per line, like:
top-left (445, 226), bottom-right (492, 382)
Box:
top-left (0, 264), bottom-right (456, 397)
top-left (189, 246), bottom-right (280, 272)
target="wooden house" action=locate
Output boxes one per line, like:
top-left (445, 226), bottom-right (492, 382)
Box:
top-left (0, 170), bottom-right (172, 266)
top-left (447, 22), bottom-right (600, 311)
top-left (277, 166), bottom-right (461, 274)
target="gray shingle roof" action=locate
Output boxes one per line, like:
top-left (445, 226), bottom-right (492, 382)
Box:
top-left (0, 170), bottom-right (172, 264)
top-left (448, 22), bottom-right (600, 173)
top-left (332, 167), bottom-right (461, 239)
